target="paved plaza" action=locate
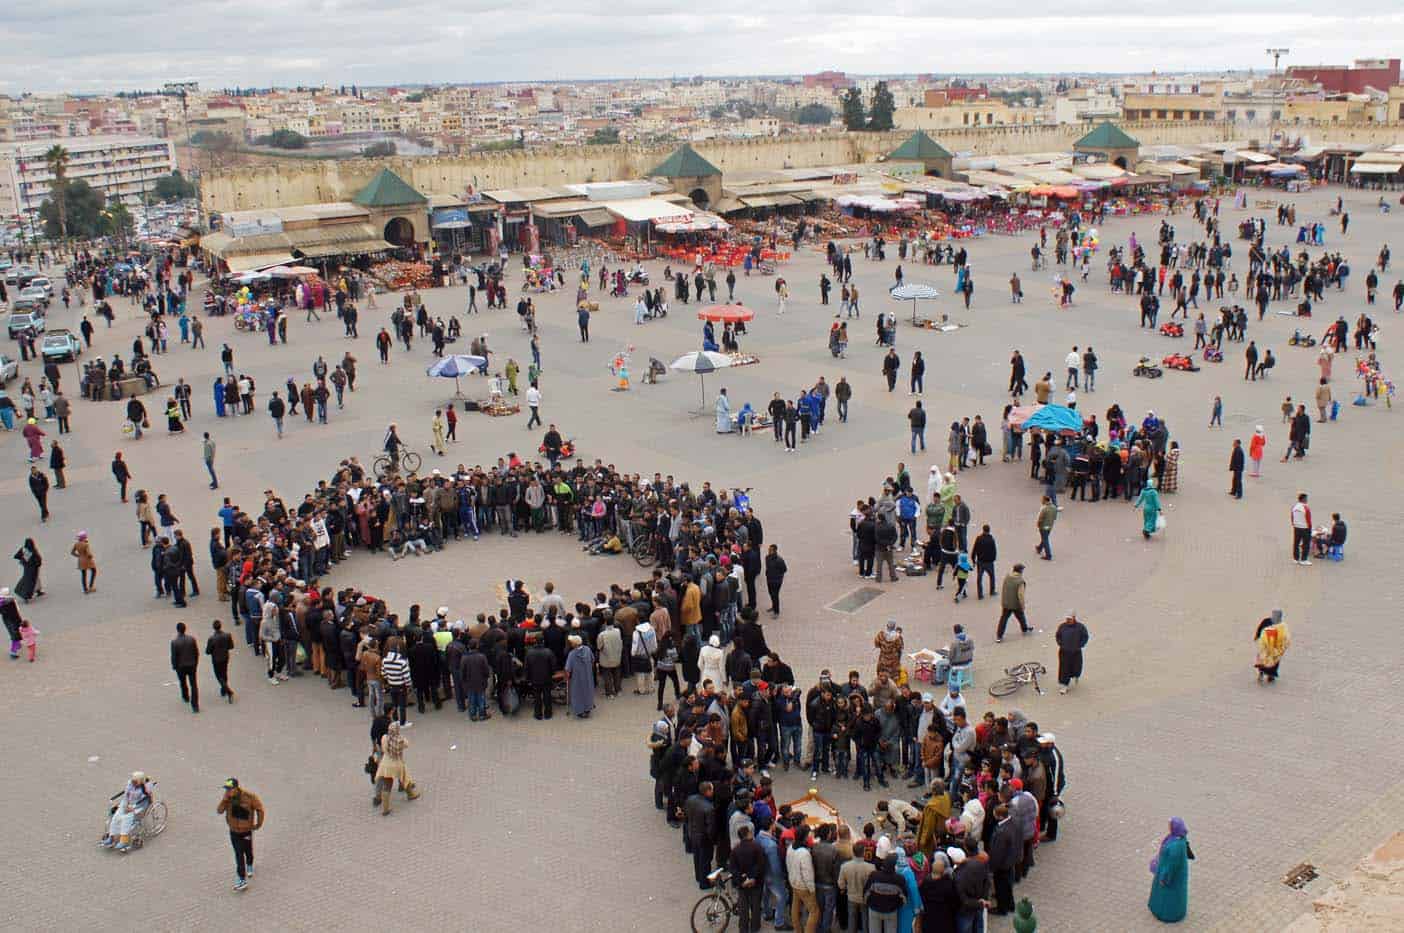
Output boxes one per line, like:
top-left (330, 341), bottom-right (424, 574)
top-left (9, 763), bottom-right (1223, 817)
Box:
top-left (2, 186), bottom-right (1402, 931)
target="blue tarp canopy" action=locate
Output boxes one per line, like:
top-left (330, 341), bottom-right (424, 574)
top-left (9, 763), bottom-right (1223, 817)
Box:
top-left (1023, 404), bottom-right (1085, 433)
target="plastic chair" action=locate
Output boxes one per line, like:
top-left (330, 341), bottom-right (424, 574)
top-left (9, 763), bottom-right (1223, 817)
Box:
top-left (947, 664), bottom-right (973, 692)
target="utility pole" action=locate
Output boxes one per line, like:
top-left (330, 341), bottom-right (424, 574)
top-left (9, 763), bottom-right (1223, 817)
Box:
top-left (1266, 48), bottom-right (1290, 73)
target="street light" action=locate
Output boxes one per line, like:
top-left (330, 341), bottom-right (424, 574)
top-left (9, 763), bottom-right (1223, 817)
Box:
top-left (1266, 48), bottom-right (1290, 73)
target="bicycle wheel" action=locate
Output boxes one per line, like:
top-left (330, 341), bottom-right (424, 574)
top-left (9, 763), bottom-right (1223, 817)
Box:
top-left (372, 455), bottom-right (392, 477)
top-left (146, 801), bottom-right (168, 837)
top-left (632, 534), bottom-right (656, 568)
top-left (401, 451), bottom-right (423, 473)
top-left (690, 893), bottom-right (733, 933)
top-left (988, 676), bottom-right (1023, 698)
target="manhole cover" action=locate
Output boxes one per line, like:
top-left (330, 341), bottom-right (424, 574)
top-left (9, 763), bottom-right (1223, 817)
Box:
top-left (1283, 863), bottom-right (1318, 889)
top-left (828, 586), bottom-right (885, 614)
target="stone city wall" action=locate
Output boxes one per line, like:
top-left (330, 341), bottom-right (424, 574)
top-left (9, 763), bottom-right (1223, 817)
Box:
top-left (200, 120), bottom-right (1402, 215)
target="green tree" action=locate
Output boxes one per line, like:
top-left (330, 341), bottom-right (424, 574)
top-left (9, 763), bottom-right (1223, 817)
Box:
top-left (868, 81), bottom-right (895, 131)
top-left (43, 144), bottom-right (70, 240)
top-left (795, 103), bottom-right (835, 126)
top-left (40, 179), bottom-right (105, 239)
top-left (360, 141), bottom-right (397, 158)
top-left (152, 171), bottom-right (197, 202)
top-left (841, 88), bottom-right (867, 130)
top-left (587, 126), bottom-right (621, 145)
top-left (255, 129), bottom-right (308, 149)
top-left (101, 199), bottom-right (135, 245)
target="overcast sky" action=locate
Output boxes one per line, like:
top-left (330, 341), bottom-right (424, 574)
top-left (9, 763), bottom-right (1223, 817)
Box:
top-left (3, 2), bottom-right (1402, 93)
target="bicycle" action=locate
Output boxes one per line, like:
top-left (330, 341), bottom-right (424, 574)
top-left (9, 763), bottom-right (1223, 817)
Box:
top-left (373, 448), bottom-right (423, 479)
top-left (631, 528), bottom-right (659, 568)
top-left (988, 661), bottom-right (1047, 698)
top-left (690, 868), bottom-right (737, 932)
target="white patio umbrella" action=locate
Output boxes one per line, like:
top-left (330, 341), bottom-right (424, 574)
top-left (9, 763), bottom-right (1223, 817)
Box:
top-left (670, 350), bottom-right (734, 413)
top-left (890, 282), bottom-right (940, 324)
top-left (427, 354), bottom-right (488, 398)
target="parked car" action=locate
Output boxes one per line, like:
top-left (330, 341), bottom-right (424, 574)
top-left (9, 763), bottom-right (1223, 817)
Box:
top-left (3, 266), bottom-right (37, 290)
top-left (11, 292), bottom-right (47, 314)
top-left (6, 309), bottom-right (45, 337)
top-left (0, 352), bottom-right (17, 384)
top-left (28, 276), bottom-right (53, 298)
top-left (17, 285), bottom-right (49, 308)
top-left (41, 329), bottom-right (82, 362)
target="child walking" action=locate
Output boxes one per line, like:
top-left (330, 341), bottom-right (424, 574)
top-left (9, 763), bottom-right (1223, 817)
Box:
top-left (20, 619), bottom-right (38, 661)
top-left (953, 552), bottom-right (972, 603)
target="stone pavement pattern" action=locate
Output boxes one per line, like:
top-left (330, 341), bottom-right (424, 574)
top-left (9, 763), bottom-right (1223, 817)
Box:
top-left (1, 186), bottom-right (1401, 932)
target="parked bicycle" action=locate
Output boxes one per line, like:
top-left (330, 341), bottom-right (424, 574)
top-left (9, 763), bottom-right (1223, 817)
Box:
top-left (690, 868), bottom-right (737, 933)
top-left (988, 661), bottom-right (1047, 698)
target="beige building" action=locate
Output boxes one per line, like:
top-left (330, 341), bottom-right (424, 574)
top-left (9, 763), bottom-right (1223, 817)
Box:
top-left (1280, 97), bottom-right (1373, 124)
top-left (895, 100), bottom-right (1037, 130)
top-left (1121, 92), bottom-right (1221, 122)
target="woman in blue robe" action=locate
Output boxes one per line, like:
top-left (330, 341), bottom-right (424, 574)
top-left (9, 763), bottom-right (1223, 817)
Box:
top-left (893, 846), bottom-right (923, 933)
top-left (213, 378), bottom-right (226, 417)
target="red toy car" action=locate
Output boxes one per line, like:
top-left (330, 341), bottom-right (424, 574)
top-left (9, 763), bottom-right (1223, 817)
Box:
top-left (1161, 353), bottom-right (1200, 372)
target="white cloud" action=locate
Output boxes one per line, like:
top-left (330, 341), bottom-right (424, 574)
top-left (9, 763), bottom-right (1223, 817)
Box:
top-left (1, 3), bottom-right (1401, 90)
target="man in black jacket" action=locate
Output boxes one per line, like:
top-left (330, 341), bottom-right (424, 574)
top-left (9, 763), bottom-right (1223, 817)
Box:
top-left (170, 622), bottom-right (200, 713)
top-left (206, 620), bottom-right (235, 703)
top-left (174, 529), bottom-right (199, 598)
top-left (763, 545), bottom-right (786, 617)
top-left (524, 634), bottom-right (557, 719)
top-left (953, 849), bottom-right (993, 924)
top-left (461, 640), bottom-right (493, 721)
top-left (444, 631), bottom-right (468, 712)
top-left (987, 805), bottom-right (1020, 913)
top-left (970, 524), bottom-right (998, 599)
top-left (729, 824), bottom-right (768, 932)
top-left (409, 627), bottom-right (442, 713)
top-left (685, 781), bottom-right (716, 889)
top-left (162, 539), bottom-right (187, 608)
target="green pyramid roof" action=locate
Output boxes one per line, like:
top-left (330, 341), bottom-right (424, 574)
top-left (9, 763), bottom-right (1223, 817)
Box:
top-left (1074, 122), bottom-right (1139, 150)
top-left (352, 169), bottom-right (427, 208)
top-left (648, 143), bottom-right (721, 178)
top-left (889, 131), bottom-right (952, 162)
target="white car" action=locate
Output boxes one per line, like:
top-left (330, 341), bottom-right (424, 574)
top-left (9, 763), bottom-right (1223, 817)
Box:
top-left (28, 276), bottom-right (52, 298)
top-left (0, 352), bottom-right (17, 384)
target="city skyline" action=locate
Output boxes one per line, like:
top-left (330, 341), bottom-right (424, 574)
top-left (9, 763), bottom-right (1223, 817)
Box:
top-left (3, 3), bottom-right (1402, 92)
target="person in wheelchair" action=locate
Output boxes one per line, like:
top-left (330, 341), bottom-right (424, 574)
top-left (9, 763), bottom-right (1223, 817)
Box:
top-left (100, 771), bottom-right (153, 852)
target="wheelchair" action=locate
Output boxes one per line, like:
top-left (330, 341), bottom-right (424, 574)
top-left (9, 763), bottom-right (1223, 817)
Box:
top-left (103, 788), bottom-right (168, 852)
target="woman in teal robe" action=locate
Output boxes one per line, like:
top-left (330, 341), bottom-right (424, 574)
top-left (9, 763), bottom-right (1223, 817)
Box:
top-left (1148, 817), bottom-right (1193, 922)
top-left (1133, 482), bottom-right (1162, 538)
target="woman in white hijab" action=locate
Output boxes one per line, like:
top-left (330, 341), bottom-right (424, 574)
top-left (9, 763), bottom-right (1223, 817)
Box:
top-left (961, 796), bottom-right (986, 840)
top-left (699, 633), bottom-right (726, 688)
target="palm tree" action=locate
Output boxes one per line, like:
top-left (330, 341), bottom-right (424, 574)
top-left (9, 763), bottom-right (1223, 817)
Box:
top-left (43, 144), bottom-right (70, 243)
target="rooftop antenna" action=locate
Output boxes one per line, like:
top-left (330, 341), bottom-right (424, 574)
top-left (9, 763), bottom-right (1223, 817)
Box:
top-left (1266, 48), bottom-right (1289, 73)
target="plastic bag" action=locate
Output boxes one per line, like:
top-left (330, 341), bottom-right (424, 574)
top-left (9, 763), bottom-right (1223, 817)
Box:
top-left (1155, 513), bottom-right (1167, 532)
top-left (121, 420), bottom-right (135, 435)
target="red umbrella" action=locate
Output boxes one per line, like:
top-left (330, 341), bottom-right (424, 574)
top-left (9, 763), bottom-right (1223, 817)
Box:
top-left (697, 304), bottom-right (755, 323)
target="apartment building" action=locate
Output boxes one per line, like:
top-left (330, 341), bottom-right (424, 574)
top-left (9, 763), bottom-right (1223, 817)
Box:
top-left (0, 134), bottom-right (175, 216)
